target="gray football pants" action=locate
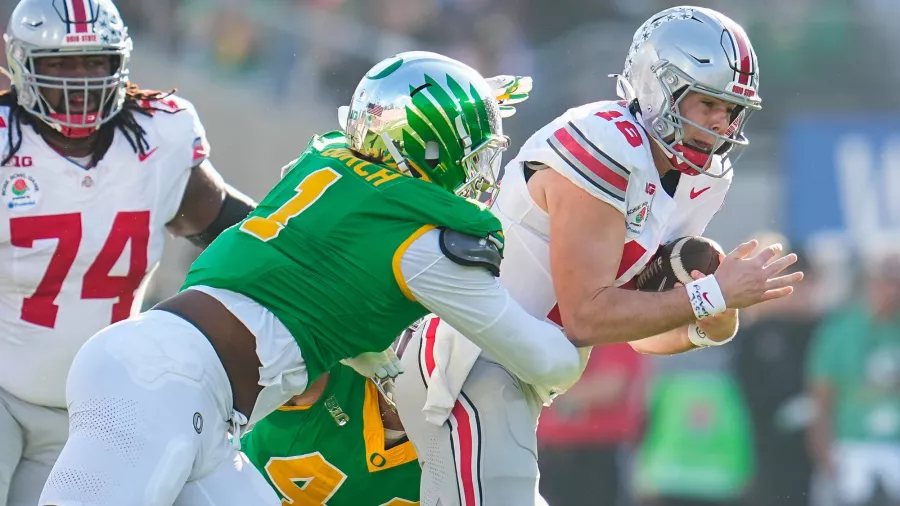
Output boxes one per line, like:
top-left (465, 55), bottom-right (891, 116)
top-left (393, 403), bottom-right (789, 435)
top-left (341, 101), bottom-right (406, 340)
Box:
top-left (394, 320), bottom-right (546, 506)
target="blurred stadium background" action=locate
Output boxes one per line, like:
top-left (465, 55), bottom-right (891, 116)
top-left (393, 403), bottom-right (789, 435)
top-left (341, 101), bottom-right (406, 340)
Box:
top-left (4, 0), bottom-right (899, 504)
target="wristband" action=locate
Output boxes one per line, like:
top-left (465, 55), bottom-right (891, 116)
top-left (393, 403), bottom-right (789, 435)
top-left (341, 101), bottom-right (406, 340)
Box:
top-left (685, 275), bottom-right (726, 320)
top-left (687, 322), bottom-right (735, 347)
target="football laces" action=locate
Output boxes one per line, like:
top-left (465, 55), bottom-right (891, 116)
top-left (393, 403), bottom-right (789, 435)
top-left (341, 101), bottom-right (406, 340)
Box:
top-left (636, 256), bottom-right (664, 288)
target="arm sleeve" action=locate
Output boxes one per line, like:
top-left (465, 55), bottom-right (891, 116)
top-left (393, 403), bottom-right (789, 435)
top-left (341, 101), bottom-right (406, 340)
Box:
top-left (399, 229), bottom-right (583, 387)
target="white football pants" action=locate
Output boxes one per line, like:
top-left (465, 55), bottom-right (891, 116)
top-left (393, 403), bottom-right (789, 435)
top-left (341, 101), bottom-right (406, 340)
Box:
top-left (393, 318), bottom-right (546, 506)
top-left (38, 309), bottom-right (279, 506)
top-left (0, 385), bottom-right (68, 506)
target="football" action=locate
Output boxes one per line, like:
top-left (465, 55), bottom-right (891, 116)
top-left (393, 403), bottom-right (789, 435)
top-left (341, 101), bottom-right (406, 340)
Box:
top-left (635, 236), bottom-right (725, 292)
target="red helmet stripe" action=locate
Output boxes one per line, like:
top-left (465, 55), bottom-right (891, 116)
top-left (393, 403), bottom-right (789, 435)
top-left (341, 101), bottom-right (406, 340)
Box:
top-left (721, 18), bottom-right (753, 86)
top-left (67, 0), bottom-right (93, 34)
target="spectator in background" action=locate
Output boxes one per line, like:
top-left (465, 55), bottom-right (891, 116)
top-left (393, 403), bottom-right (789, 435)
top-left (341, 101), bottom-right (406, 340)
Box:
top-left (735, 236), bottom-right (818, 505)
top-left (631, 356), bottom-right (754, 506)
top-left (632, 251), bottom-right (756, 506)
top-left (538, 343), bottom-right (645, 506)
top-left (807, 249), bottom-right (900, 506)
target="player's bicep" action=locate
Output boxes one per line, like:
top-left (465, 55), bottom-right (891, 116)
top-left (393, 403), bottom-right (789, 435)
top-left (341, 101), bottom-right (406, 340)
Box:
top-left (541, 167), bottom-right (627, 330)
top-left (165, 160), bottom-right (226, 236)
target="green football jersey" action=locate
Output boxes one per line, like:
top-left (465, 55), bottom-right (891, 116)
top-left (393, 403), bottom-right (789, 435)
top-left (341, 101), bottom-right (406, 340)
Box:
top-left (241, 365), bottom-right (420, 506)
top-left (182, 131), bottom-right (502, 382)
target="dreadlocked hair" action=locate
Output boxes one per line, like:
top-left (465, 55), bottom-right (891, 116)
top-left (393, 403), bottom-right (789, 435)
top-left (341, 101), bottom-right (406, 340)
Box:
top-left (0, 82), bottom-right (183, 167)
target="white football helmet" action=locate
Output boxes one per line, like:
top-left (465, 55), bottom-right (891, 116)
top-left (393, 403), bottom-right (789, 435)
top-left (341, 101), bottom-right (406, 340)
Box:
top-left (615, 6), bottom-right (762, 177)
top-left (2, 0), bottom-right (132, 138)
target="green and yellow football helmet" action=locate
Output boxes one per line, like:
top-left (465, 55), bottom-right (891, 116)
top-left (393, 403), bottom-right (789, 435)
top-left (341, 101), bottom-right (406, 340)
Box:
top-left (344, 51), bottom-right (509, 199)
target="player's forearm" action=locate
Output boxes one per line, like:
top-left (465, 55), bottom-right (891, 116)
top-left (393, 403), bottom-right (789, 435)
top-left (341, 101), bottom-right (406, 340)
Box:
top-left (629, 326), bottom-right (696, 355)
top-left (566, 286), bottom-right (697, 347)
top-left (469, 297), bottom-right (582, 386)
top-left (403, 250), bottom-right (582, 387)
top-left (413, 281), bottom-right (582, 387)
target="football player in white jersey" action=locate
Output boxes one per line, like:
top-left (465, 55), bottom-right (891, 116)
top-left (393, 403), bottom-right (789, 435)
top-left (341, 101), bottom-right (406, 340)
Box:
top-left (0, 0), bottom-right (257, 504)
top-left (393, 7), bottom-right (805, 506)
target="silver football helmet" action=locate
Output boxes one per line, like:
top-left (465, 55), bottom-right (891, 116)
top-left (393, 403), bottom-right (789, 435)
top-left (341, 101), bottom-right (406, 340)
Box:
top-left (615, 6), bottom-right (762, 177)
top-left (2, 0), bottom-right (132, 138)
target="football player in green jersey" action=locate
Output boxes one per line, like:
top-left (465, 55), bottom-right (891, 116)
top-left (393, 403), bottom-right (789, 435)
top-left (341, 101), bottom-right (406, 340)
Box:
top-left (239, 77), bottom-right (535, 506)
top-left (40, 52), bottom-right (584, 506)
top-left (240, 362), bottom-right (420, 506)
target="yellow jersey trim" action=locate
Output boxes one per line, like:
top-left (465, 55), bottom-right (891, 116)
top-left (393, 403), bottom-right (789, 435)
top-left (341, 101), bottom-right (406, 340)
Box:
top-left (362, 380), bottom-right (418, 472)
top-left (392, 224), bottom-right (437, 301)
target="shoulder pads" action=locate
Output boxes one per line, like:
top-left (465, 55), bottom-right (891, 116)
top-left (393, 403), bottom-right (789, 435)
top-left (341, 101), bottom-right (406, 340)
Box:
top-left (438, 228), bottom-right (502, 277)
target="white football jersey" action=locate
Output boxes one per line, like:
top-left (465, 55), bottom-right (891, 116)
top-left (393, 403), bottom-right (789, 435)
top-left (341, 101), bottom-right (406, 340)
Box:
top-left (495, 100), bottom-right (732, 332)
top-left (0, 95), bottom-right (211, 408)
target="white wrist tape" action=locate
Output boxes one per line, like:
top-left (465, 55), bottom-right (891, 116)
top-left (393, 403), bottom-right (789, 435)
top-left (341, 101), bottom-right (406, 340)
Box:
top-left (687, 322), bottom-right (735, 347)
top-left (685, 275), bottom-right (727, 320)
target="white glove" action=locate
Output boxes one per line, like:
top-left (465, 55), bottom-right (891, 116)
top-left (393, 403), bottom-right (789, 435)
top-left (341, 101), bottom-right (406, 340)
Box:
top-left (484, 75), bottom-right (533, 118)
top-left (340, 347), bottom-right (404, 379)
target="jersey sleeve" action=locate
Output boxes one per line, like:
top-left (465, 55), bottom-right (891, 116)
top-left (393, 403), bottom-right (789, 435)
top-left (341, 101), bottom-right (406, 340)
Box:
top-left (520, 111), bottom-right (634, 215)
top-left (399, 229), bottom-right (583, 388)
top-left (153, 96), bottom-right (214, 224)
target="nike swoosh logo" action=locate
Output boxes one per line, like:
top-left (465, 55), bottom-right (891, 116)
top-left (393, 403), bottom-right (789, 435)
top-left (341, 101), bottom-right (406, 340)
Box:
top-left (138, 147), bottom-right (158, 162)
top-left (690, 187), bottom-right (711, 199)
top-left (702, 292), bottom-right (714, 307)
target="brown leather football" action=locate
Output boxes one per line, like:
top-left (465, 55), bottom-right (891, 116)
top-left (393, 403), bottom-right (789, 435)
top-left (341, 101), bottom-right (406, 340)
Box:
top-left (635, 236), bottom-right (724, 292)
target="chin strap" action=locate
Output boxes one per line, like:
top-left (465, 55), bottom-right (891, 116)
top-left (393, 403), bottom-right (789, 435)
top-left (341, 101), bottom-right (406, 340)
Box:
top-left (45, 113), bottom-right (101, 139)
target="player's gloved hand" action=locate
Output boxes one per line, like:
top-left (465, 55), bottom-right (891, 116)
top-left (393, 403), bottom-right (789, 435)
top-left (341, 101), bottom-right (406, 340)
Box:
top-left (484, 75), bottom-right (533, 118)
top-left (341, 348), bottom-right (404, 379)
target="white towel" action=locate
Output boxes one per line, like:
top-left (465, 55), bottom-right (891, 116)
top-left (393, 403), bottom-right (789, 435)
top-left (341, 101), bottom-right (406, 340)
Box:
top-left (420, 316), bottom-right (483, 426)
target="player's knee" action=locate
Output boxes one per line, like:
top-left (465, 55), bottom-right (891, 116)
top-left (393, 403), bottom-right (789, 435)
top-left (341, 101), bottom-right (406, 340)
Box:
top-left (42, 433), bottom-right (196, 506)
top-left (143, 436), bottom-right (194, 506)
